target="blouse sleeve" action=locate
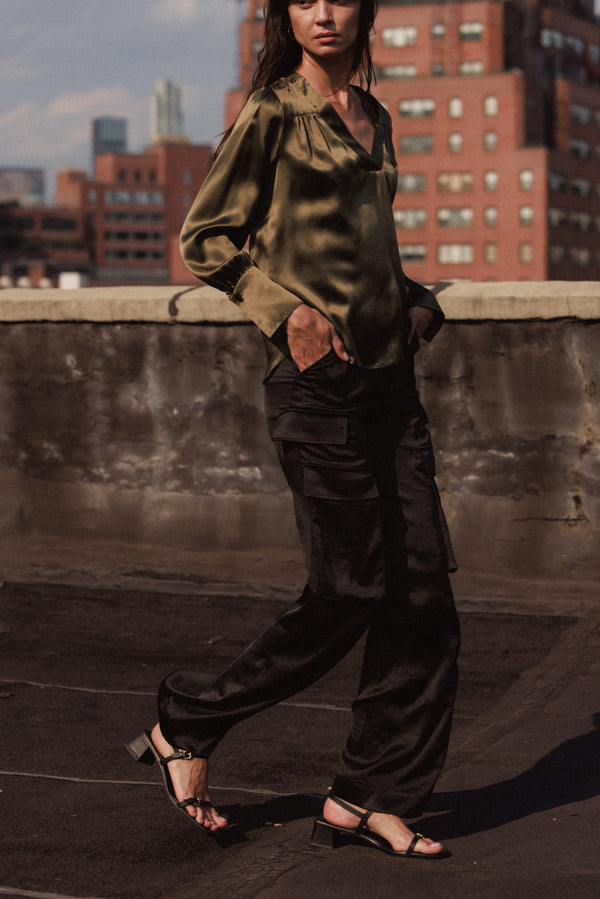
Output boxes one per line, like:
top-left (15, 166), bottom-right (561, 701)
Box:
top-left (179, 89), bottom-right (303, 339)
top-left (404, 276), bottom-right (445, 342)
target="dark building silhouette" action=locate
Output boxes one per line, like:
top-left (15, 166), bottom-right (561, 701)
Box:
top-left (91, 118), bottom-right (128, 175)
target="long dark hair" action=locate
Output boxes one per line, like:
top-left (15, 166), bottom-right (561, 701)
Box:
top-left (216, 0), bottom-right (378, 155)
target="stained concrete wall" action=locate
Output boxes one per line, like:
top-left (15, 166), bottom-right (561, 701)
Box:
top-left (1, 282), bottom-right (598, 580)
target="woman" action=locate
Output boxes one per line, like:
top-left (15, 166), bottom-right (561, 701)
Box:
top-left (128, 0), bottom-right (460, 858)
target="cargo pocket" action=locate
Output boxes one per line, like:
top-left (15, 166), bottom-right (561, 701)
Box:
top-left (269, 409), bottom-right (347, 445)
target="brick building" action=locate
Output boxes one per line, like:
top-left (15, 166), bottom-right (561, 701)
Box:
top-left (56, 142), bottom-right (213, 285)
top-left (228, 0), bottom-right (600, 282)
top-left (0, 142), bottom-right (213, 287)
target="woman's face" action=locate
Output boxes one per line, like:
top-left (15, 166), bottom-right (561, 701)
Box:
top-left (287, 1), bottom-right (361, 63)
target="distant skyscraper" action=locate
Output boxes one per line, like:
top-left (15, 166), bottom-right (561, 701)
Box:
top-left (92, 118), bottom-right (128, 173)
top-left (150, 80), bottom-right (187, 143)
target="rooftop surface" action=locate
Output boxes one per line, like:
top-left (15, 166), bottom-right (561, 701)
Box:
top-left (1, 542), bottom-right (599, 898)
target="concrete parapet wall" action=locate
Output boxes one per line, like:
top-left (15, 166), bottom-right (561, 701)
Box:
top-left (1, 282), bottom-right (599, 580)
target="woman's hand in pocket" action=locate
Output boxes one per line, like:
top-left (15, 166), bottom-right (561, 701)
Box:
top-left (285, 304), bottom-right (349, 372)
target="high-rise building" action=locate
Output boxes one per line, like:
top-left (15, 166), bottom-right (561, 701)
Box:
top-left (91, 118), bottom-right (128, 174)
top-left (150, 80), bottom-right (187, 144)
top-left (229, 0), bottom-right (600, 282)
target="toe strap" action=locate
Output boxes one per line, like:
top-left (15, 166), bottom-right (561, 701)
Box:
top-left (405, 833), bottom-right (424, 856)
top-left (176, 797), bottom-right (215, 811)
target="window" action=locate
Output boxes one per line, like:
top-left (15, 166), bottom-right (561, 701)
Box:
top-left (397, 173), bottom-right (426, 193)
top-left (42, 216), bottom-right (77, 231)
top-left (520, 243), bottom-right (534, 264)
top-left (182, 168), bottom-right (191, 185)
top-left (519, 206), bottom-right (534, 226)
top-left (437, 171), bottom-right (473, 193)
top-left (400, 135), bottom-right (433, 153)
top-left (382, 65), bottom-right (417, 79)
top-left (570, 177), bottom-right (591, 197)
top-left (484, 95), bottom-right (498, 117)
top-left (571, 211), bottom-right (592, 232)
top-left (549, 245), bottom-right (566, 264)
top-left (570, 103), bottom-right (591, 125)
top-left (448, 132), bottom-right (463, 153)
top-left (484, 243), bottom-right (498, 263)
top-left (484, 171), bottom-right (499, 191)
top-left (394, 208), bottom-right (427, 228)
top-left (570, 139), bottom-right (590, 159)
top-left (382, 26), bottom-right (417, 48)
top-left (548, 208), bottom-right (567, 227)
top-left (484, 207), bottom-right (498, 226)
top-left (460, 61), bottom-right (484, 75)
top-left (566, 36), bottom-right (585, 57)
top-left (459, 22), bottom-right (484, 41)
top-left (398, 244), bottom-right (427, 262)
top-left (431, 23), bottom-right (445, 38)
top-left (134, 170), bottom-right (141, 183)
top-left (570, 247), bottom-right (591, 266)
top-left (484, 131), bottom-right (498, 151)
top-left (519, 170), bottom-right (534, 191)
top-left (438, 243), bottom-right (474, 264)
top-left (88, 189), bottom-right (97, 203)
top-left (549, 171), bottom-right (567, 192)
top-left (399, 98), bottom-right (435, 117)
top-left (437, 207), bottom-right (474, 227)
top-left (432, 62), bottom-right (445, 76)
top-left (541, 28), bottom-right (563, 49)
top-left (448, 97), bottom-right (463, 118)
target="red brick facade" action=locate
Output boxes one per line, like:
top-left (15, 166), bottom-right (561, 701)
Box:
top-left (228, 0), bottom-right (600, 282)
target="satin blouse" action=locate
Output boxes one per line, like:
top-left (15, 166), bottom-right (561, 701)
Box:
top-left (180, 73), bottom-right (443, 377)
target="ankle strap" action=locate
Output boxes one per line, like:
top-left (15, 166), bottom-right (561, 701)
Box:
top-left (329, 794), bottom-right (373, 828)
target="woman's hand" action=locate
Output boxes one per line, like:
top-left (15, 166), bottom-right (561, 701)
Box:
top-left (286, 304), bottom-right (349, 372)
top-left (407, 306), bottom-right (434, 345)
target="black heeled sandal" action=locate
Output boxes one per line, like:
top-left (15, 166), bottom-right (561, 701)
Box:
top-left (126, 730), bottom-right (221, 830)
top-left (311, 795), bottom-right (448, 858)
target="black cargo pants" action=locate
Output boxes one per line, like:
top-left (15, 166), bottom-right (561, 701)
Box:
top-left (158, 349), bottom-right (460, 816)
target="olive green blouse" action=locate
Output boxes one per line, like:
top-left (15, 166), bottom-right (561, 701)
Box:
top-left (180, 72), bottom-right (443, 377)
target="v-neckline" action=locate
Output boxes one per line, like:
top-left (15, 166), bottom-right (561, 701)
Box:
top-left (291, 73), bottom-right (384, 169)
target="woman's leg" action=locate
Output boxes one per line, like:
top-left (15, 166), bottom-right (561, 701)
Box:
top-left (154, 355), bottom-right (387, 825)
top-left (325, 383), bottom-right (460, 848)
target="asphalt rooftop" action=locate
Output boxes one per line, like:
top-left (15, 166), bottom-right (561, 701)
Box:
top-left (1, 541), bottom-right (599, 899)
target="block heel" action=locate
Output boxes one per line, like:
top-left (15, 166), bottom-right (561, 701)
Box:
top-left (309, 795), bottom-right (449, 858)
top-left (124, 728), bottom-right (224, 831)
top-left (311, 817), bottom-right (342, 850)
top-left (126, 731), bottom-right (156, 766)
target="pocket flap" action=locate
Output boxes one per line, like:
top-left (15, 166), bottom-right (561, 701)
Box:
top-left (270, 410), bottom-right (347, 445)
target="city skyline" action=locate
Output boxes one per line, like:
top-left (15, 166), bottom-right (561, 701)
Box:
top-left (0, 0), bottom-right (241, 200)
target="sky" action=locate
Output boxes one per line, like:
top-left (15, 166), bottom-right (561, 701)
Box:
top-left (0, 0), bottom-right (243, 202)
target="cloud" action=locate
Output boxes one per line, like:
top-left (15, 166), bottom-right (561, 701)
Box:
top-left (149, 0), bottom-right (201, 25)
top-left (47, 87), bottom-right (135, 120)
top-left (0, 0), bottom-right (239, 196)
top-left (0, 87), bottom-right (148, 199)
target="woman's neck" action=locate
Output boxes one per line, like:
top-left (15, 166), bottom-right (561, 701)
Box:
top-left (296, 52), bottom-right (354, 104)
